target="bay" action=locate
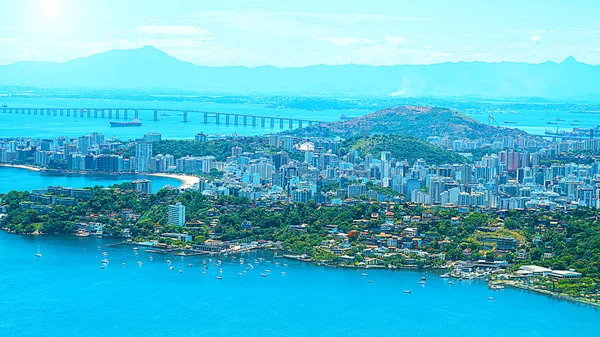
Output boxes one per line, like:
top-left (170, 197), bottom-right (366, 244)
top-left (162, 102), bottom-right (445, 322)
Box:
top-left (0, 167), bottom-right (181, 193)
top-left (0, 231), bottom-right (597, 337)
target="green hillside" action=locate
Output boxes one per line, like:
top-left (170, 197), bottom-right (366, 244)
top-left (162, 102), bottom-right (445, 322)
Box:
top-left (343, 135), bottom-right (466, 165)
top-left (289, 106), bottom-right (523, 140)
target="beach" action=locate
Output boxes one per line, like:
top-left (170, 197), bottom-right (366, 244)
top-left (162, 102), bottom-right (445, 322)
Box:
top-left (0, 163), bottom-right (41, 172)
top-left (147, 173), bottom-right (199, 189)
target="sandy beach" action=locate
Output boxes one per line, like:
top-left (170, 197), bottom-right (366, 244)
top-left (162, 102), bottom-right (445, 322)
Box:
top-left (0, 163), bottom-right (42, 172)
top-left (147, 173), bottom-right (199, 189)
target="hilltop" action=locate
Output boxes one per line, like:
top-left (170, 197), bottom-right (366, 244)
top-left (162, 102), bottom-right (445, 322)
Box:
top-left (0, 47), bottom-right (599, 98)
top-left (343, 135), bottom-right (466, 165)
top-left (288, 106), bottom-right (522, 140)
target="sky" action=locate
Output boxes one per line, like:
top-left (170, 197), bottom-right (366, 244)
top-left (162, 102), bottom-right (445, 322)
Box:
top-left (0, 0), bottom-right (599, 67)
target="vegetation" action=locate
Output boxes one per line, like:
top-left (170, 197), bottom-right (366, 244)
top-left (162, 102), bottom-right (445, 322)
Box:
top-left (287, 106), bottom-right (522, 140)
top-left (342, 134), bottom-right (466, 165)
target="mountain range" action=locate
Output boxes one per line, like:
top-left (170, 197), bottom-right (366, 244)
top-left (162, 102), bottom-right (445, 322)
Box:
top-left (1, 46), bottom-right (598, 98)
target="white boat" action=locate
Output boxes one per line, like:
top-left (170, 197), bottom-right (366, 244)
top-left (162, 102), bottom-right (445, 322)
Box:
top-left (167, 259), bottom-right (171, 264)
top-left (188, 263), bottom-right (193, 268)
top-left (368, 280), bottom-right (374, 283)
top-left (265, 269), bottom-right (271, 273)
top-left (361, 273), bottom-right (367, 276)
top-left (179, 269), bottom-right (183, 274)
top-left (281, 272), bottom-right (286, 276)
top-left (260, 273), bottom-right (267, 277)
top-left (138, 261), bottom-right (142, 266)
top-left (404, 290), bottom-right (411, 294)
top-left (170, 266), bottom-right (174, 270)
top-left (238, 272), bottom-right (243, 275)
top-left (122, 262), bottom-right (126, 267)
top-left (449, 281), bottom-right (455, 285)
top-left (440, 273), bottom-right (450, 278)
top-left (216, 276), bottom-right (222, 280)
top-left (100, 265), bottom-right (105, 269)
top-left (101, 259), bottom-right (109, 264)
top-left (133, 247), bottom-right (139, 251)
top-left (149, 256), bottom-right (153, 261)
top-left (35, 253), bottom-right (42, 258)
top-left (102, 252), bottom-right (108, 256)
top-left (418, 281), bottom-right (426, 285)
top-left (488, 297), bottom-right (494, 301)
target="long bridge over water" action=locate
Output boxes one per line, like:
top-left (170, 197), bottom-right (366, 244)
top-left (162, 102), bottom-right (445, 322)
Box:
top-left (0, 107), bottom-right (321, 129)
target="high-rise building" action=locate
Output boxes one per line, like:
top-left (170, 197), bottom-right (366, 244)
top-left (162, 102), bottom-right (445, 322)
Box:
top-left (132, 179), bottom-right (153, 194)
top-left (143, 132), bottom-right (162, 143)
top-left (283, 136), bottom-right (294, 151)
top-left (135, 142), bottom-right (153, 172)
top-left (168, 202), bottom-right (186, 227)
top-left (231, 146), bottom-right (242, 157)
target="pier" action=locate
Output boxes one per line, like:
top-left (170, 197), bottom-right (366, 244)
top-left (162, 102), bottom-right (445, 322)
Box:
top-left (1, 107), bottom-right (321, 129)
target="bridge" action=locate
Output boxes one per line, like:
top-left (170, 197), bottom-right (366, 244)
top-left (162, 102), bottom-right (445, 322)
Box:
top-left (0, 107), bottom-right (321, 129)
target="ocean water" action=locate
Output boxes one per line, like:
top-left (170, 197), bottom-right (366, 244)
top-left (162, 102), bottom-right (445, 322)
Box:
top-left (0, 98), bottom-right (371, 139)
top-left (0, 231), bottom-right (597, 337)
top-left (0, 167), bottom-right (181, 193)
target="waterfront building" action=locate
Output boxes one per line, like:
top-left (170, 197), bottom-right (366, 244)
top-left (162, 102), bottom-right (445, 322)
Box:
top-left (195, 133), bottom-right (208, 142)
top-left (132, 179), bottom-right (152, 194)
top-left (143, 132), bottom-right (162, 142)
top-left (135, 142), bottom-right (153, 172)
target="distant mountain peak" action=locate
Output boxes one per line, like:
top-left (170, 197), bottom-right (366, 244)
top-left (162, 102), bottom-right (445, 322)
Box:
top-left (561, 56), bottom-right (579, 64)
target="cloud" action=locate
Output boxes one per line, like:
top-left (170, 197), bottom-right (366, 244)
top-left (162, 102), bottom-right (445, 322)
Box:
top-left (136, 25), bottom-right (210, 36)
top-left (384, 36), bottom-right (410, 46)
top-left (315, 36), bottom-right (374, 47)
top-left (530, 34), bottom-right (542, 44)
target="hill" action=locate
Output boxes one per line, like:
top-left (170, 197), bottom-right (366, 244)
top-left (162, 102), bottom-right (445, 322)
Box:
top-left (0, 47), bottom-right (599, 98)
top-left (289, 106), bottom-right (521, 140)
top-left (343, 135), bottom-right (466, 165)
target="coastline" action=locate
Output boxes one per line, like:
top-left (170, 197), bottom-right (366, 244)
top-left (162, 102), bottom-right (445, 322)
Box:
top-left (0, 164), bottom-right (198, 189)
top-left (0, 163), bottom-right (41, 172)
top-left (146, 173), bottom-right (199, 189)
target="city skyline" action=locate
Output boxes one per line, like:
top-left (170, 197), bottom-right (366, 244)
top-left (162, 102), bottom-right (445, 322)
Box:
top-left (1, 0), bottom-right (599, 67)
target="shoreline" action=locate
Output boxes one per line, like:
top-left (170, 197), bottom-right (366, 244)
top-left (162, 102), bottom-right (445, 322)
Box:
top-left (0, 163), bottom-right (41, 172)
top-left (146, 173), bottom-right (199, 189)
top-left (0, 164), bottom-right (198, 189)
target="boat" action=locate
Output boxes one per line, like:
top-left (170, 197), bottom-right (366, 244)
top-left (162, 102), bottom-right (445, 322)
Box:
top-left (101, 259), bottom-right (109, 264)
top-left (110, 118), bottom-right (142, 127)
top-left (421, 276), bottom-right (427, 281)
top-left (503, 120), bottom-right (517, 124)
top-left (1, 104), bottom-right (7, 108)
top-left (149, 256), bottom-right (153, 261)
top-left (167, 259), bottom-right (171, 264)
top-left (100, 265), bottom-right (105, 269)
top-left (260, 273), bottom-right (268, 277)
top-left (368, 280), bottom-right (374, 283)
top-left (188, 263), bottom-right (193, 268)
top-left (238, 272), bottom-right (243, 275)
top-left (573, 119), bottom-right (581, 122)
top-left (138, 261), bottom-right (142, 266)
top-left (440, 273), bottom-right (450, 278)
top-left (216, 276), bottom-right (222, 280)
top-left (361, 273), bottom-right (367, 277)
top-left (556, 118), bottom-right (565, 121)
top-left (418, 281), bottom-right (426, 285)
top-left (340, 114), bottom-right (348, 120)
top-left (170, 266), bottom-right (174, 270)
top-left (281, 272), bottom-right (286, 276)
top-left (547, 121), bottom-right (558, 125)
top-left (160, 112), bottom-right (171, 116)
top-left (265, 269), bottom-right (270, 274)
top-left (448, 281), bottom-right (455, 285)
top-left (404, 290), bottom-right (411, 294)
top-left (179, 269), bottom-right (183, 274)
top-left (102, 252), bottom-right (108, 256)
top-left (488, 297), bottom-right (494, 301)
top-left (122, 262), bottom-right (126, 266)
top-left (133, 247), bottom-right (139, 251)
top-left (35, 253), bottom-right (42, 258)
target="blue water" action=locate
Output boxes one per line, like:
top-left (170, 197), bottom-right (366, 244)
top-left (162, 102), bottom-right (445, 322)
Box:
top-left (0, 167), bottom-right (181, 193)
top-left (0, 231), bottom-right (597, 337)
top-left (0, 98), bottom-right (371, 139)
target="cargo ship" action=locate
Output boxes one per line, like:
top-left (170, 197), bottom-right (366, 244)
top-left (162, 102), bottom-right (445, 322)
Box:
top-left (110, 118), bottom-right (142, 127)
